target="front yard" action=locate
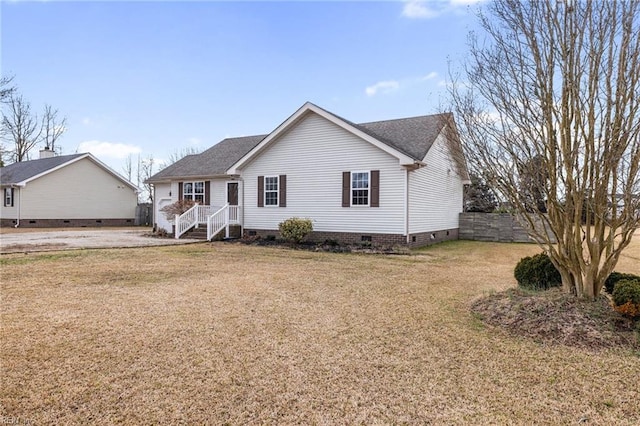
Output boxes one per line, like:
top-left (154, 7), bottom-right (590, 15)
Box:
top-left (1, 240), bottom-right (639, 424)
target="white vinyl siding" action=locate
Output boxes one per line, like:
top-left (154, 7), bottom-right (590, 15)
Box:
top-left (241, 112), bottom-right (405, 234)
top-left (408, 132), bottom-right (464, 233)
top-left (18, 157), bottom-right (137, 219)
top-left (0, 188), bottom-right (18, 219)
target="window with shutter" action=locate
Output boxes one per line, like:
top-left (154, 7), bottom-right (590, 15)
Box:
top-left (342, 170), bottom-right (379, 207)
top-left (181, 181), bottom-right (205, 203)
top-left (258, 175), bottom-right (287, 207)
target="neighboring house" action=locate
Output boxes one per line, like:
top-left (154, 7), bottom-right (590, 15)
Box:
top-left (0, 149), bottom-right (139, 228)
top-left (147, 102), bottom-right (470, 247)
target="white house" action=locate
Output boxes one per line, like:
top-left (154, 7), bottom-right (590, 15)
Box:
top-left (147, 102), bottom-right (470, 247)
top-left (0, 149), bottom-right (139, 228)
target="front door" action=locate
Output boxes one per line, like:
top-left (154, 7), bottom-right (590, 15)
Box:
top-left (227, 182), bottom-right (239, 206)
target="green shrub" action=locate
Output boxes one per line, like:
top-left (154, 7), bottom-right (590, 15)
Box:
top-left (612, 278), bottom-right (640, 318)
top-left (514, 253), bottom-right (562, 290)
top-left (278, 217), bottom-right (313, 243)
top-left (604, 272), bottom-right (640, 294)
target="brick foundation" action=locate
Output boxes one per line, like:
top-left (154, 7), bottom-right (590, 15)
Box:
top-left (0, 218), bottom-right (135, 228)
top-left (243, 228), bottom-right (459, 248)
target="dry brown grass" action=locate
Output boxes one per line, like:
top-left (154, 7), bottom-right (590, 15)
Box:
top-left (1, 238), bottom-right (639, 424)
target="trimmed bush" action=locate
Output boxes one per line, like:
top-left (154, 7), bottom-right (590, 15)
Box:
top-left (604, 272), bottom-right (640, 294)
top-left (612, 278), bottom-right (640, 318)
top-left (278, 217), bottom-right (313, 243)
top-left (514, 253), bottom-right (562, 290)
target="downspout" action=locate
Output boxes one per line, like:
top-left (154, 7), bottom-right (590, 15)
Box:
top-left (404, 168), bottom-right (410, 244)
top-left (14, 184), bottom-right (24, 228)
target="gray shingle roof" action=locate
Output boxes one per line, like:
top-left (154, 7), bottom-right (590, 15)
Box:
top-left (147, 135), bottom-right (267, 182)
top-left (1, 154), bottom-right (86, 185)
top-left (357, 114), bottom-right (451, 160)
top-left (148, 105), bottom-right (465, 181)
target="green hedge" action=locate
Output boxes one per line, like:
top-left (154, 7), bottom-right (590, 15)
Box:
top-left (514, 253), bottom-right (562, 290)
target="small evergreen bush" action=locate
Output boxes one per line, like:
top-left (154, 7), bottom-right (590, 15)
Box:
top-left (278, 217), bottom-right (313, 243)
top-left (612, 278), bottom-right (640, 318)
top-left (604, 272), bottom-right (640, 294)
top-left (514, 253), bottom-right (562, 290)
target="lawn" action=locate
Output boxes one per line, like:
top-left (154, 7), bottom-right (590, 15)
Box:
top-left (1, 239), bottom-right (639, 424)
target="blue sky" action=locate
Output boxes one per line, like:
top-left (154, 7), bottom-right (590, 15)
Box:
top-left (1, 0), bottom-right (483, 175)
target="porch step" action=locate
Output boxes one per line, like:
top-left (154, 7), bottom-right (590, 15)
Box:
top-left (183, 227), bottom-right (208, 240)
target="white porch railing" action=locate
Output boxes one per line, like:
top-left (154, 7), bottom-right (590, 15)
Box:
top-left (206, 205), bottom-right (242, 241)
top-left (207, 204), bottom-right (229, 240)
top-left (174, 203), bottom-right (199, 239)
top-left (176, 204), bottom-right (242, 240)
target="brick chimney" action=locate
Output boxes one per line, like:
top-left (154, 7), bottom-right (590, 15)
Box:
top-left (39, 147), bottom-right (55, 159)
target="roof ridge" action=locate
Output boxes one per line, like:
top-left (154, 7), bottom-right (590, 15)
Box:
top-left (358, 112), bottom-right (450, 126)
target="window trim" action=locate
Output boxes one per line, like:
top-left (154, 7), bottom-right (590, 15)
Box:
top-left (350, 170), bottom-right (370, 207)
top-left (182, 181), bottom-right (205, 204)
top-left (264, 175), bottom-right (279, 207)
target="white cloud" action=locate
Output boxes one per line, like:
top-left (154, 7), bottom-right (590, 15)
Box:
top-left (77, 140), bottom-right (142, 159)
top-left (187, 137), bottom-right (202, 146)
top-left (402, 1), bottom-right (438, 19)
top-left (365, 73), bottom-right (440, 97)
top-left (422, 71), bottom-right (438, 80)
top-left (401, 0), bottom-right (486, 19)
top-left (450, 0), bottom-right (485, 5)
top-left (365, 80), bottom-right (400, 97)
top-left (81, 117), bottom-right (92, 126)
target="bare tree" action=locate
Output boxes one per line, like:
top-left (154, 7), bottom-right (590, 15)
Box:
top-left (41, 104), bottom-right (67, 153)
top-left (1, 94), bottom-right (41, 162)
top-left (163, 146), bottom-right (202, 167)
top-left (138, 155), bottom-right (156, 203)
top-left (122, 154), bottom-right (134, 182)
top-left (449, 0), bottom-right (640, 300)
top-left (0, 76), bottom-right (15, 103)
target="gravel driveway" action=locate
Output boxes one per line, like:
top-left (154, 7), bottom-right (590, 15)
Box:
top-left (0, 228), bottom-right (203, 253)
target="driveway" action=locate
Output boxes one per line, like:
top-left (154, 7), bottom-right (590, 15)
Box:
top-left (0, 228), bottom-right (203, 254)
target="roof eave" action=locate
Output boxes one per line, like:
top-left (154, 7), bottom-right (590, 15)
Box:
top-left (227, 102), bottom-right (419, 174)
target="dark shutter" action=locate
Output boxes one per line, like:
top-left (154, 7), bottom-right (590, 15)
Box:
top-left (178, 182), bottom-right (183, 201)
top-left (205, 181), bottom-right (211, 205)
top-left (370, 170), bottom-right (380, 207)
top-left (279, 175), bottom-right (287, 207)
top-left (342, 172), bottom-right (351, 207)
top-left (10, 188), bottom-right (14, 207)
top-left (257, 176), bottom-right (264, 207)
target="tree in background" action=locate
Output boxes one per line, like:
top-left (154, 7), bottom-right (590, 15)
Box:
top-left (450, 0), bottom-right (640, 300)
top-left (1, 89), bottom-right (67, 164)
top-left (163, 146), bottom-right (202, 167)
top-left (41, 104), bottom-right (67, 154)
top-left (0, 76), bottom-right (15, 103)
top-left (518, 155), bottom-right (549, 213)
top-left (122, 153), bottom-right (157, 203)
top-left (464, 173), bottom-right (498, 212)
top-left (1, 94), bottom-right (41, 162)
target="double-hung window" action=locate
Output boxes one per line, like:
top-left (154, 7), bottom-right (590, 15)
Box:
top-left (183, 181), bottom-right (205, 203)
top-left (4, 188), bottom-right (13, 207)
top-left (351, 171), bottom-right (370, 206)
top-left (258, 175), bottom-right (286, 208)
top-left (264, 176), bottom-right (279, 206)
top-left (342, 170), bottom-right (379, 208)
